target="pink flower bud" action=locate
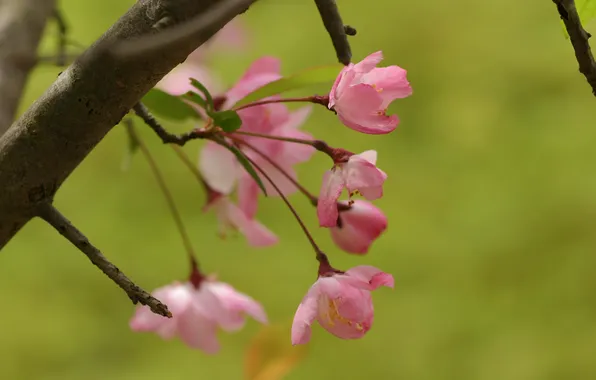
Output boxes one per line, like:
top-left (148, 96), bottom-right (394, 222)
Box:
top-left (330, 200), bottom-right (387, 254)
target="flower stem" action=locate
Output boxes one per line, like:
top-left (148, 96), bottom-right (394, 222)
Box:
top-left (130, 122), bottom-right (198, 267)
top-left (232, 95), bottom-right (329, 112)
top-left (229, 140), bottom-right (329, 264)
top-left (228, 130), bottom-right (335, 157)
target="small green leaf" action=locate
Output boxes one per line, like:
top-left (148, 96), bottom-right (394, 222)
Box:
top-left (236, 64), bottom-right (343, 106)
top-left (183, 91), bottom-right (208, 109)
top-left (212, 110), bottom-right (242, 132)
top-left (141, 89), bottom-right (196, 121)
top-left (213, 138), bottom-right (267, 196)
top-left (190, 78), bottom-right (214, 111)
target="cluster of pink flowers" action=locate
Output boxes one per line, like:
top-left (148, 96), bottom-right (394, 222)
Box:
top-left (130, 20), bottom-right (412, 352)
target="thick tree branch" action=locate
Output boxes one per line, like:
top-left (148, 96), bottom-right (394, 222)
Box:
top-left (0, 0), bottom-right (57, 135)
top-left (553, 0), bottom-right (596, 95)
top-left (0, 0), bottom-right (258, 249)
top-left (313, 0), bottom-right (351, 65)
top-left (36, 203), bottom-right (171, 317)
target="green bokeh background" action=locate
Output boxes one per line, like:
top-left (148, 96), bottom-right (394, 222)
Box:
top-left (3, 0), bottom-right (596, 379)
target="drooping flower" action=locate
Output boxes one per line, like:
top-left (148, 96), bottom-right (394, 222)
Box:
top-left (317, 150), bottom-right (387, 227)
top-left (329, 51), bottom-right (412, 134)
top-left (204, 192), bottom-right (278, 247)
top-left (130, 279), bottom-right (267, 353)
top-left (330, 200), bottom-right (387, 254)
top-left (291, 265), bottom-right (394, 345)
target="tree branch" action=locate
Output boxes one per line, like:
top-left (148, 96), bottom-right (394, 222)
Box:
top-left (132, 102), bottom-right (204, 145)
top-left (36, 203), bottom-right (171, 317)
top-left (0, 0), bottom-right (257, 249)
top-left (553, 0), bottom-right (596, 95)
top-left (313, 0), bottom-right (351, 65)
top-left (0, 0), bottom-right (57, 135)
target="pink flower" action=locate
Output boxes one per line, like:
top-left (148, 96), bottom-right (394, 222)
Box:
top-left (223, 56), bottom-right (282, 108)
top-left (204, 193), bottom-right (278, 247)
top-left (291, 266), bottom-right (394, 345)
top-left (331, 200), bottom-right (387, 254)
top-left (329, 51), bottom-right (412, 134)
top-left (130, 280), bottom-right (267, 353)
top-left (156, 63), bottom-right (221, 97)
top-left (317, 150), bottom-right (387, 227)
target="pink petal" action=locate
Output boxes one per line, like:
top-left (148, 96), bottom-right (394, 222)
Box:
top-left (355, 150), bottom-right (378, 165)
top-left (225, 200), bottom-right (278, 247)
top-left (224, 57), bottom-right (282, 107)
top-left (315, 282), bottom-right (372, 339)
top-left (331, 67), bottom-right (357, 107)
top-left (335, 84), bottom-right (398, 134)
top-left (345, 265), bottom-right (395, 290)
top-left (291, 285), bottom-right (321, 345)
top-left (361, 66), bottom-right (412, 108)
top-left (317, 170), bottom-right (346, 227)
top-left (199, 141), bottom-right (239, 195)
top-left (353, 51), bottom-right (384, 73)
top-left (177, 309), bottom-right (221, 353)
top-left (238, 173), bottom-right (260, 219)
top-left (156, 64), bottom-right (220, 96)
top-left (343, 155), bottom-right (387, 200)
top-left (207, 282), bottom-right (268, 331)
top-left (330, 201), bottom-right (387, 254)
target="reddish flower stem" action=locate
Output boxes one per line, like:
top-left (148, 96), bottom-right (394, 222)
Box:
top-left (229, 130), bottom-right (335, 158)
top-left (226, 140), bottom-right (330, 265)
top-left (132, 124), bottom-right (201, 275)
top-left (232, 95), bottom-right (330, 112)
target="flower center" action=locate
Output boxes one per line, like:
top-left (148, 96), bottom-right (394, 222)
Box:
top-left (321, 297), bottom-right (364, 331)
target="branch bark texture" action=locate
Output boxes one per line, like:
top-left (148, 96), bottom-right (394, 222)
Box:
top-left (0, 0), bottom-right (257, 249)
top-left (37, 203), bottom-right (171, 317)
top-left (0, 0), bottom-right (57, 135)
top-left (553, 0), bottom-right (596, 95)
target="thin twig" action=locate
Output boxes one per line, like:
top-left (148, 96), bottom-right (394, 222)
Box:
top-left (126, 122), bottom-right (197, 262)
top-left (313, 0), bottom-right (352, 65)
top-left (132, 102), bottom-right (206, 145)
top-left (36, 203), bottom-right (172, 317)
top-left (52, 8), bottom-right (68, 66)
top-left (111, 0), bottom-right (257, 59)
top-left (553, 0), bottom-right (596, 95)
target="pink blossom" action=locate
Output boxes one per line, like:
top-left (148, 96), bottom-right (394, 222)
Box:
top-left (130, 280), bottom-right (267, 353)
top-left (329, 51), bottom-right (412, 134)
top-left (156, 63), bottom-right (221, 97)
top-left (223, 56), bottom-right (282, 108)
top-left (204, 193), bottom-right (278, 247)
top-left (330, 200), bottom-right (387, 254)
top-left (291, 266), bottom-right (394, 345)
top-left (317, 150), bottom-right (387, 227)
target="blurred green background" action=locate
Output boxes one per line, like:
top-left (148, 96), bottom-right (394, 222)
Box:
top-left (3, 0), bottom-right (596, 379)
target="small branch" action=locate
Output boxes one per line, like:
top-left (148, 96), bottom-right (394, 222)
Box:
top-left (36, 203), bottom-right (172, 317)
top-left (132, 102), bottom-right (207, 145)
top-left (52, 8), bottom-right (68, 66)
top-left (313, 0), bottom-right (352, 65)
top-left (233, 95), bottom-right (330, 111)
top-left (126, 121), bottom-right (198, 263)
top-left (553, 0), bottom-right (596, 95)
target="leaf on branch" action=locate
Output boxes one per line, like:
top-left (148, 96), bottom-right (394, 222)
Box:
top-left (236, 64), bottom-right (344, 106)
top-left (190, 78), bottom-right (214, 112)
top-left (212, 110), bottom-right (242, 132)
top-left (244, 322), bottom-right (308, 380)
top-left (562, 0), bottom-right (596, 38)
top-left (142, 89), bottom-right (196, 121)
top-left (213, 137), bottom-right (267, 195)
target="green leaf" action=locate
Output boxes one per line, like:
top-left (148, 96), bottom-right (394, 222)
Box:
top-left (183, 91), bottom-right (208, 110)
top-left (236, 64), bottom-right (343, 106)
top-left (141, 89), bottom-right (196, 121)
top-left (213, 138), bottom-right (267, 196)
top-left (212, 110), bottom-right (242, 132)
top-left (190, 78), bottom-right (214, 111)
